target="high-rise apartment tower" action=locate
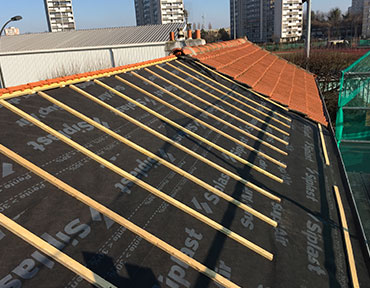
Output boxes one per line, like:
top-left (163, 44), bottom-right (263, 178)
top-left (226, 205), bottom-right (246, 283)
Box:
top-left (349, 0), bottom-right (365, 14)
top-left (134, 0), bottom-right (185, 26)
top-left (362, 0), bottom-right (370, 37)
top-left (230, 0), bottom-right (274, 42)
top-left (273, 0), bottom-right (303, 43)
top-left (230, 0), bottom-right (303, 43)
top-left (44, 0), bottom-right (76, 32)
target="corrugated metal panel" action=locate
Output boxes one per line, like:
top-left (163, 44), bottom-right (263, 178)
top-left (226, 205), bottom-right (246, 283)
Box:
top-left (112, 45), bottom-right (167, 67)
top-left (1, 44), bottom-right (167, 87)
top-left (0, 23), bottom-right (185, 53)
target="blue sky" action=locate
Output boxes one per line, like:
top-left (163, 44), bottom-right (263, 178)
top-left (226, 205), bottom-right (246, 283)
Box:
top-left (1, 0), bottom-right (352, 34)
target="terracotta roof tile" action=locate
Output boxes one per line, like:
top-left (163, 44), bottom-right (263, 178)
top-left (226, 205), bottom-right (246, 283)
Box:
top-left (240, 55), bottom-right (278, 87)
top-left (253, 58), bottom-right (286, 96)
top-left (208, 44), bottom-right (257, 70)
top-left (182, 39), bottom-right (328, 126)
top-left (218, 48), bottom-right (265, 78)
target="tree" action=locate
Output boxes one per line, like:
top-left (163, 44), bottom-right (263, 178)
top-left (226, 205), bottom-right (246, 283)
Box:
top-left (327, 8), bottom-right (342, 40)
top-left (341, 11), bottom-right (352, 39)
top-left (352, 12), bottom-right (363, 40)
top-left (218, 28), bottom-right (230, 41)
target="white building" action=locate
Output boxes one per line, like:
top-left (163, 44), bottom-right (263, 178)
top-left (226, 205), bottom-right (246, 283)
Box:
top-left (230, 0), bottom-right (303, 43)
top-left (0, 23), bottom-right (185, 88)
top-left (44, 0), bottom-right (76, 32)
top-left (273, 0), bottom-right (303, 43)
top-left (4, 27), bottom-right (20, 36)
top-left (135, 0), bottom-right (184, 26)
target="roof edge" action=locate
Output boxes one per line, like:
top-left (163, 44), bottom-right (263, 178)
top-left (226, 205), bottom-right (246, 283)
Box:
top-left (0, 55), bottom-right (176, 99)
top-left (1, 22), bottom-right (186, 38)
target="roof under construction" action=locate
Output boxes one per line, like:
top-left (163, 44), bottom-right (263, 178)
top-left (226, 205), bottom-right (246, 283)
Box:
top-left (0, 53), bottom-right (369, 287)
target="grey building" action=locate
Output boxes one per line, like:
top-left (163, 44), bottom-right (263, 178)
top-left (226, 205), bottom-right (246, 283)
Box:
top-left (230, 0), bottom-right (302, 43)
top-left (44, 0), bottom-right (76, 32)
top-left (349, 0), bottom-right (365, 15)
top-left (230, 0), bottom-right (273, 42)
top-left (134, 0), bottom-right (185, 26)
top-left (362, 0), bottom-right (370, 37)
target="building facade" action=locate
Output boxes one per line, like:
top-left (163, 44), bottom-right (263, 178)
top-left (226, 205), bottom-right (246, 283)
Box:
top-left (135, 0), bottom-right (184, 26)
top-left (230, 0), bottom-right (274, 42)
top-left (4, 27), bottom-right (20, 36)
top-left (362, 0), bottom-right (370, 38)
top-left (349, 0), bottom-right (365, 15)
top-left (44, 0), bottom-right (76, 32)
top-left (230, 0), bottom-right (302, 43)
top-left (273, 0), bottom-right (303, 43)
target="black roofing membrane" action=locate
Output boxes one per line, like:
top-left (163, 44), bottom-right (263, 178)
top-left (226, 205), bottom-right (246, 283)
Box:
top-left (0, 59), bottom-right (369, 287)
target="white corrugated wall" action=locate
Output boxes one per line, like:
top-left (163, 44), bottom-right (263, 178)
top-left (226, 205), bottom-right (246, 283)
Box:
top-left (0, 43), bottom-right (167, 87)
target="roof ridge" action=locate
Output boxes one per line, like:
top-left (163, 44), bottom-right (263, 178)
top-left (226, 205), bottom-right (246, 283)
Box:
top-left (3, 23), bottom-right (185, 38)
top-left (0, 55), bottom-right (176, 99)
top-left (182, 38), bottom-right (247, 56)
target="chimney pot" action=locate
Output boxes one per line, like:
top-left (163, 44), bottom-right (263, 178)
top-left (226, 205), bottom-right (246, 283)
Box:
top-left (170, 31), bottom-right (175, 41)
top-left (195, 29), bottom-right (201, 39)
top-left (187, 29), bottom-right (192, 39)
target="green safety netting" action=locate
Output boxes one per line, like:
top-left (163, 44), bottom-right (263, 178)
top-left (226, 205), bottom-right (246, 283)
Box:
top-left (359, 39), bottom-right (370, 47)
top-left (336, 50), bottom-right (370, 173)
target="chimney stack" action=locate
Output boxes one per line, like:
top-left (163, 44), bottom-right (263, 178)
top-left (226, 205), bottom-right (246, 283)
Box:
top-left (165, 28), bottom-right (205, 55)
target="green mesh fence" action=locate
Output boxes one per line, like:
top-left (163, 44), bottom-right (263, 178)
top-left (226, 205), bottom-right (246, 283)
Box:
top-left (260, 41), bottom-right (326, 51)
top-left (336, 50), bottom-right (370, 174)
top-left (359, 39), bottom-right (370, 47)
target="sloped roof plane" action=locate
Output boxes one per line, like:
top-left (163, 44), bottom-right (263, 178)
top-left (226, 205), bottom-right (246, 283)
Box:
top-left (0, 55), bottom-right (369, 287)
top-left (0, 23), bottom-right (185, 53)
top-left (182, 38), bottom-right (328, 125)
